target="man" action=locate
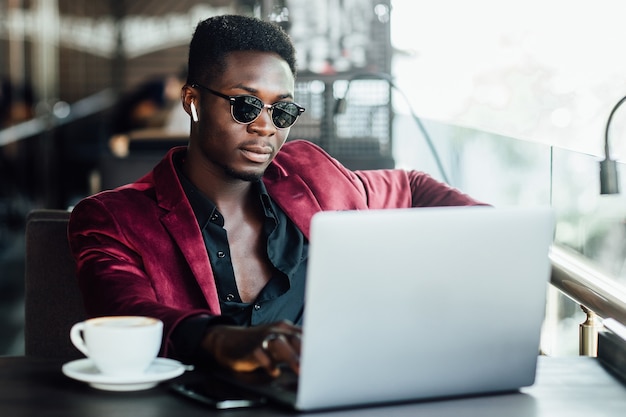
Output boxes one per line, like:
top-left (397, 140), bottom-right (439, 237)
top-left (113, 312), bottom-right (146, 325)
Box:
top-left (68, 14), bottom-right (484, 378)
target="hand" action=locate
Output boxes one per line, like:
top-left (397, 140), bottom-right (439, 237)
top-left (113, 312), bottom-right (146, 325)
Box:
top-left (201, 320), bottom-right (301, 377)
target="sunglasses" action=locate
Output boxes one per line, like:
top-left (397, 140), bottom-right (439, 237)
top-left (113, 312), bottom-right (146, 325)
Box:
top-left (192, 83), bottom-right (305, 129)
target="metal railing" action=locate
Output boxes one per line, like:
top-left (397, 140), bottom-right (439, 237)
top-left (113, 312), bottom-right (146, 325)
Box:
top-left (550, 244), bottom-right (626, 355)
top-left (0, 89), bottom-right (115, 148)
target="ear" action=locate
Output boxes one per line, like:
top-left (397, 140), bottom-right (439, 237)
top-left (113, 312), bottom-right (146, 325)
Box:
top-left (181, 85), bottom-right (199, 120)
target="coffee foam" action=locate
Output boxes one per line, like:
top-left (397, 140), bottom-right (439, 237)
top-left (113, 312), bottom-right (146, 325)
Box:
top-left (91, 316), bottom-right (158, 327)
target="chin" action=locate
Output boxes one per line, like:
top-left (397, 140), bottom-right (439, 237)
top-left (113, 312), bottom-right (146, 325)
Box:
top-left (224, 166), bottom-right (265, 182)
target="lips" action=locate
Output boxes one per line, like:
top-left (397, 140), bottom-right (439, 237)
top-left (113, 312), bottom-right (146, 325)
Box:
top-left (240, 145), bottom-right (272, 163)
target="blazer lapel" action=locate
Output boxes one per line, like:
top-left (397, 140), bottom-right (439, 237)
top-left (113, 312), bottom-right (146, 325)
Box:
top-left (153, 148), bottom-right (221, 314)
top-left (264, 174), bottom-right (321, 240)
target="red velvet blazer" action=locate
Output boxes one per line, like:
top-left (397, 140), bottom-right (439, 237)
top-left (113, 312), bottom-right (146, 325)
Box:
top-left (68, 140), bottom-right (483, 354)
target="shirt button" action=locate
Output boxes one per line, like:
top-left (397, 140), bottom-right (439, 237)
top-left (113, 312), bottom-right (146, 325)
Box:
top-left (254, 304), bottom-right (261, 310)
top-left (210, 213), bottom-right (219, 222)
top-left (217, 251), bottom-right (225, 258)
top-left (225, 293), bottom-right (235, 301)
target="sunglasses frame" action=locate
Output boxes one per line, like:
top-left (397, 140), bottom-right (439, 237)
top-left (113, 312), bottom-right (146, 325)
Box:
top-left (191, 83), bottom-right (305, 129)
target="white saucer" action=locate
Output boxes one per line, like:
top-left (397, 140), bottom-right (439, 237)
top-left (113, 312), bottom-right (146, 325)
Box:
top-left (62, 357), bottom-right (187, 391)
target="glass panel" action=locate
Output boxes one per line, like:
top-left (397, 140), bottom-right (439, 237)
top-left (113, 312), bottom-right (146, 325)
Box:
top-left (392, 115), bottom-right (626, 354)
top-left (393, 116), bottom-right (552, 207)
top-left (552, 149), bottom-right (626, 280)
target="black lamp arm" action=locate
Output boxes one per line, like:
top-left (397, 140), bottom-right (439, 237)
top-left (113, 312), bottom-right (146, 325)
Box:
top-left (600, 94), bottom-right (624, 194)
top-left (604, 94), bottom-right (626, 160)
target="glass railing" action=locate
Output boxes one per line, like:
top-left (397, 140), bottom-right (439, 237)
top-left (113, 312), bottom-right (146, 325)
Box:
top-left (393, 114), bottom-right (626, 356)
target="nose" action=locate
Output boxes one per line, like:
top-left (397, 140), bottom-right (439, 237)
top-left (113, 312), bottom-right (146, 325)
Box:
top-left (248, 105), bottom-right (276, 136)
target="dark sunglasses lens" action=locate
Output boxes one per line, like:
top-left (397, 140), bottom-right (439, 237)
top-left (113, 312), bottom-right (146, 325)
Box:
top-left (232, 96), bottom-right (263, 123)
top-left (272, 102), bottom-right (300, 128)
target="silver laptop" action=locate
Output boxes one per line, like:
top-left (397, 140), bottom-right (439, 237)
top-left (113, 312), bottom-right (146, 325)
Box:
top-left (214, 206), bottom-right (555, 411)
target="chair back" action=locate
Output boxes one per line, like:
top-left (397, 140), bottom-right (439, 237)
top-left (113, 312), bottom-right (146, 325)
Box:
top-left (24, 209), bottom-right (86, 358)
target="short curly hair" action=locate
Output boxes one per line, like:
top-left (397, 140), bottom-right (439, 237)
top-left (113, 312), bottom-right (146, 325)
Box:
top-left (187, 14), bottom-right (297, 86)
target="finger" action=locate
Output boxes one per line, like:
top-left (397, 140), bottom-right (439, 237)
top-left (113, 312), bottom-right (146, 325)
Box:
top-left (261, 329), bottom-right (301, 357)
top-left (265, 334), bottom-right (300, 375)
top-left (257, 332), bottom-right (286, 376)
top-left (253, 322), bottom-right (302, 376)
top-left (254, 343), bottom-right (280, 377)
top-left (261, 332), bottom-right (281, 351)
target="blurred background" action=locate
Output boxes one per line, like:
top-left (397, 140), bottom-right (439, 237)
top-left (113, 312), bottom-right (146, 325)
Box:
top-left (1, 0), bottom-right (625, 357)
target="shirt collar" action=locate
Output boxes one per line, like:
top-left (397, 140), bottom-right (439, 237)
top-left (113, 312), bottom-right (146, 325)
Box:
top-left (175, 158), bottom-right (276, 229)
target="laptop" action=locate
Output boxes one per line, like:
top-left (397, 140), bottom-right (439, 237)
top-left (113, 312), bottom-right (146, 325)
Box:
top-left (210, 206), bottom-right (555, 411)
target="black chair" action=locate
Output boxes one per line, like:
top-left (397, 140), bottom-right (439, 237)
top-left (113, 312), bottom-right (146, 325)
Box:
top-left (24, 209), bottom-right (86, 358)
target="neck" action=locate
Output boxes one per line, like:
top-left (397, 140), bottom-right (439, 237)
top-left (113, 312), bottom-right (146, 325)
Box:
top-left (182, 153), bottom-right (256, 210)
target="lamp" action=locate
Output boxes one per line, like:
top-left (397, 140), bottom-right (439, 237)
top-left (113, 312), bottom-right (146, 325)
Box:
top-left (601, 95), bottom-right (624, 194)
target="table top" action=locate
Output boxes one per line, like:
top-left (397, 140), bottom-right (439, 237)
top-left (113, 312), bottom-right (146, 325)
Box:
top-left (0, 355), bottom-right (624, 417)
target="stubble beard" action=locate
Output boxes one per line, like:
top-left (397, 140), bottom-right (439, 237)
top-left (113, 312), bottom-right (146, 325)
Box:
top-left (220, 162), bottom-right (264, 182)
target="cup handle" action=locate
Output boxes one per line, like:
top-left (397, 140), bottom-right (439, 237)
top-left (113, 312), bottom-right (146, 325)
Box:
top-left (69, 322), bottom-right (89, 357)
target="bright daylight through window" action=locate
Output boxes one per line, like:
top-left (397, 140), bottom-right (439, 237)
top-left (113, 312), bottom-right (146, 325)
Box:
top-left (390, 0), bottom-right (626, 355)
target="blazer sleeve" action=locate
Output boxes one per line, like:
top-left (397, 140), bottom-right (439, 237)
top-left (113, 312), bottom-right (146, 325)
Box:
top-left (354, 169), bottom-right (487, 209)
top-left (68, 196), bottom-right (213, 358)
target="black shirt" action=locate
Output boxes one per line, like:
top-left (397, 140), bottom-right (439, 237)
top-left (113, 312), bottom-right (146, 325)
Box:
top-left (171, 156), bottom-right (308, 361)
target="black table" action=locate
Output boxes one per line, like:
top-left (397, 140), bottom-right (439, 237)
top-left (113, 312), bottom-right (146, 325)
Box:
top-left (1, 356), bottom-right (625, 416)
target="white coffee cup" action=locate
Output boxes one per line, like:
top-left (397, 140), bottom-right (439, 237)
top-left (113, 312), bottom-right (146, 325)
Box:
top-left (70, 316), bottom-right (163, 376)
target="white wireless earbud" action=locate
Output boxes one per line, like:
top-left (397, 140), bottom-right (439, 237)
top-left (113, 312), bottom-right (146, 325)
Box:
top-left (190, 101), bottom-right (199, 122)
